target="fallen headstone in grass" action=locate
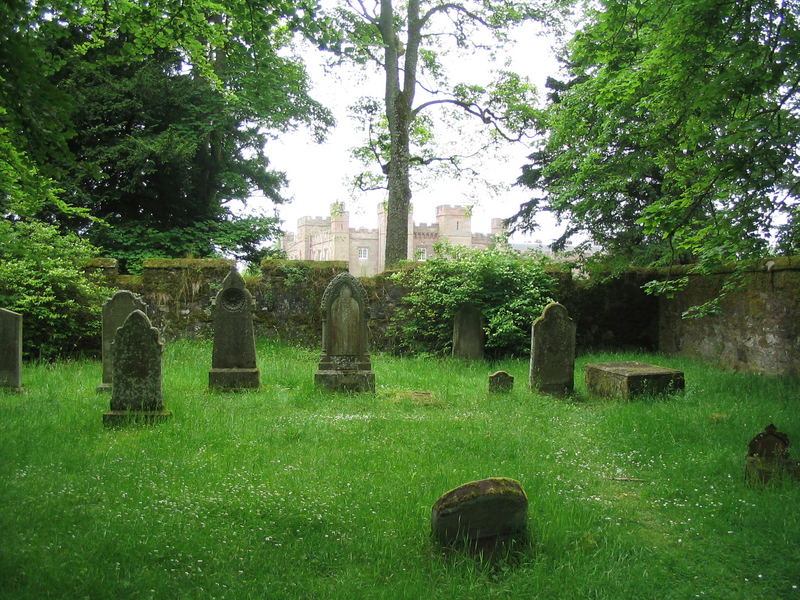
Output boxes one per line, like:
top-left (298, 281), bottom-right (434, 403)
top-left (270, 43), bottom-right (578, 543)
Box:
top-left (488, 370), bottom-right (514, 393)
top-left (431, 477), bottom-right (528, 552)
top-left (103, 310), bottom-right (172, 427)
top-left (745, 424), bottom-right (800, 484)
top-left (584, 361), bottom-right (685, 399)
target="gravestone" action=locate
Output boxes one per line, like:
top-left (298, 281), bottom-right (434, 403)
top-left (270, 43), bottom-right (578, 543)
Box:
top-left (745, 424), bottom-right (799, 483)
top-left (314, 272), bottom-right (375, 392)
top-left (209, 267), bottom-right (260, 389)
top-left (488, 370), bottom-right (514, 393)
top-left (584, 361), bottom-right (685, 399)
top-left (102, 310), bottom-right (172, 426)
top-left (0, 308), bottom-right (22, 391)
top-left (98, 290), bottom-right (147, 392)
top-left (452, 304), bottom-right (484, 359)
top-left (431, 478), bottom-right (528, 549)
top-left (529, 302), bottom-right (576, 397)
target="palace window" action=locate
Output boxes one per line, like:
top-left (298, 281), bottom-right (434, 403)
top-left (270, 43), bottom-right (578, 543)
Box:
top-left (358, 247), bottom-right (368, 260)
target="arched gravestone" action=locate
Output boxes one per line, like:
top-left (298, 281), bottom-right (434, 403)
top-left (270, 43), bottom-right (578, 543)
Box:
top-left (452, 304), bottom-right (485, 359)
top-left (314, 272), bottom-right (375, 392)
top-left (103, 310), bottom-right (172, 426)
top-left (0, 308), bottom-right (22, 391)
top-left (209, 267), bottom-right (260, 389)
top-left (98, 290), bottom-right (147, 392)
top-left (529, 302), bottom-right (576, 397)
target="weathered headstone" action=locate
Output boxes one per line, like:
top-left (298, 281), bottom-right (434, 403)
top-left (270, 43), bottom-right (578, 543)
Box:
top-left (98, 290), bottom-right (147, 392)
top-left (103, 310), bottom-right (171, 426)
top-left (314, 272), bottom-right (375, 392)
top-left (584, 361), bottom-right (685, 399)
top-left (452, 304), bottom-right (484, 359)
top-left (209, 267), bottom-right (260, 389)
top-left (745, 424), bottom-right (799, 483)
top-left (0, 308), bottom-right (22, 391)
top-left (488, 370), bottom-right (514, 393)
top-left (431, 478), bottom-right (528, 549)
top-left (529, 302), bottom-right (576, 397)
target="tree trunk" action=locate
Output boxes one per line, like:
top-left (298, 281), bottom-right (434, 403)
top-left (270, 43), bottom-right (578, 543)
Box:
top-left (380, 0), bottom-right (419, 269)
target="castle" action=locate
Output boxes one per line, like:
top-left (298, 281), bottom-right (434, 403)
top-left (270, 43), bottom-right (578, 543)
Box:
top-left (281, 202), bottom-right (507, 276)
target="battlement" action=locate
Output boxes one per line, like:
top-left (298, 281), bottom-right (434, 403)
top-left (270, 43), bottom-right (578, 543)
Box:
top-left (298, 216), bottom-right (330, 228)
top-left (414, 223), bottom-right (439, 234)
top-left (436, 204), bottom-right (471, 217)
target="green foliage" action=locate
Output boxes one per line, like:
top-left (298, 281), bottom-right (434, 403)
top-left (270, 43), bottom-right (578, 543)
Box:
top-left (2, 341), bottom-right (799, 598)
top-left (1, 0), bottom-right (333, 270)
top-left (0, 220), bottom-right (110, 359)
top-left (390, 242), bottom-right (557, 356)
top-left (514, 0), bottom-right (800, 307)
top-left (90, 214), bottom-right (283, 273)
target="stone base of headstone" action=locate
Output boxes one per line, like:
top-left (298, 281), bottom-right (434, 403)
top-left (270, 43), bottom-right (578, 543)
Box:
top-left (314, 370), bottom-right (375, 392)
top-left (531, 381), bottom-right (573, 398)
top-left (102, 410), bottom-right (173, 427)
top-left (1, 385), bottom-right (23, 393)
top-left (584, 361), bottom-right (685, 399)
top-left (209, 368), bottom-right (260, 390)
top-left (97, 383), bottom-right (112, 393)
top-left (431, 478), bottom-right (528, 551)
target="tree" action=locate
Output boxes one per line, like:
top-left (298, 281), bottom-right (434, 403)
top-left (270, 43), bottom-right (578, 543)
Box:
top-left (514, 0), bottom-right (800, 312)
top-left (2, 0), bottom-right (333, 270)
top-left (325, 0), bottom-right (569, 268)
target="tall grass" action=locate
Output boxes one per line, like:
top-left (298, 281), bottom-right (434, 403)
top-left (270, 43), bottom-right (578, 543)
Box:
top-left (1, 340), bottom-right (798, 599)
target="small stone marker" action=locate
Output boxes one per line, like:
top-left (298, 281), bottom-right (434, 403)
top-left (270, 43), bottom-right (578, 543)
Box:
top-left (745, 424), bottom-right (799, 483)
top-left (452, 304), bottom-right (484, 359)
top-left (431, 478), bottom-right (528, 549)
top-left (0, 308), bottom-right (23, 391)
top-left (103, 310), bottom-right (172, 426)
top-left (529, 302), bottom-right (576, 397)
top-left (209, 267), bottom-right (260, 389)
top-left (314, 272), bottom-right (375, 392)
top-left (98, 290), bottom-right (147, 392)
top-left (584, 361), bottom-right (685, 399)
top-left (488, 370), bottom-right (514, 393)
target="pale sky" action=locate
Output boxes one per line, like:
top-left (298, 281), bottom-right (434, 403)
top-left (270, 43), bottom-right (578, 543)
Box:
top-left (255, 17), bottom-right (569, 245)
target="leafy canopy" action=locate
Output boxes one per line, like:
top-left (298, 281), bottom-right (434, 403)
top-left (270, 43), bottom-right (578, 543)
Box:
top-left (390, 242), bottom-right (557, 357)
top-left (514, 0), bottom-right (800, 311)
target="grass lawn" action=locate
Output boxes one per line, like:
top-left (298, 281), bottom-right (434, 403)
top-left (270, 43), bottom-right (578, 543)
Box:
top-left (1, 340), bottom-right (799, 599)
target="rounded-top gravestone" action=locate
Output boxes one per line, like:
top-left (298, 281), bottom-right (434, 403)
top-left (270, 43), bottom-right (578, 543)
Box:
top-left (431, 477), bottom-right (528, 549)
top-left (98, 290), bottom-right (147, 392)
top-left (103, 309), bottom-right (171, 426)
top-left (529, 302), bottom-right (576, 397)
top-left (314, 272), bottom-right (375, 392)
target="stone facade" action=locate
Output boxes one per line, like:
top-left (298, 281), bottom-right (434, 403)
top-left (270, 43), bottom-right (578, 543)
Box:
top-left (281, 203), bottom-right (506, 276)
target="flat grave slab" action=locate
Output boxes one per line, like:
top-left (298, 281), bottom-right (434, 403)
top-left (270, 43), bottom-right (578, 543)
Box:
top-left (584, 361), bottom-right (685, 399)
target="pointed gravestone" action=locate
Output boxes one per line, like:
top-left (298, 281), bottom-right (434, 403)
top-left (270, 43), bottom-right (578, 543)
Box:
top-left (314, 272), bottom-right (375, 392)
top-left (102, 310), bottom-right (171, 426)
top-left (209, 267), bottom-right (259, 390)
top-left (529, 302), bottom-right (576, 397)
top-left (98, 290), bottom-right (147, 392)
top-left (0, 308), bottom-right (23, 391)
top-left (452, 304), bottom-right (484, 359)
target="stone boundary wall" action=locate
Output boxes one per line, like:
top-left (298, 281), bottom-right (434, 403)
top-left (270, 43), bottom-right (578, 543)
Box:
top-left (657, 257), bottom-right (800, 377)
top-left (84, 256), bottom-right (800, 377)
